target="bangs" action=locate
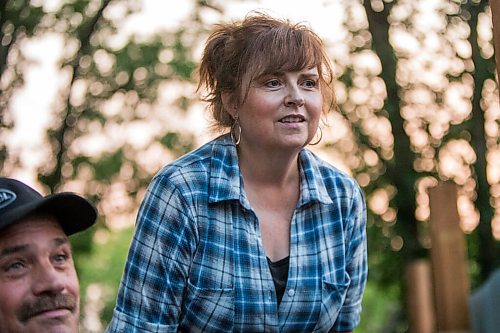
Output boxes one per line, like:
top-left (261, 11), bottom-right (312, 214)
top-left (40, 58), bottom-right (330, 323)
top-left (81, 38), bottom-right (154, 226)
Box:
top-left (236, 24), bottom-right (331, 104)
top-left (248, 26), bottom-right (325, 79)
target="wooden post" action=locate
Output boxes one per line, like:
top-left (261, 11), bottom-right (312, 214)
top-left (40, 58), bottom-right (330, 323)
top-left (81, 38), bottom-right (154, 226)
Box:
top-left (428, 182), bottom-right (470, 332)
top-left (406, 259), bottom-right (436, 333)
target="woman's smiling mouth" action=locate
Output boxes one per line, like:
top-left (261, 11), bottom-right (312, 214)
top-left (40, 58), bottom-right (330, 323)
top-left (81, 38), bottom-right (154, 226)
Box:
top-left (278, 115), bottom-right (305, 123)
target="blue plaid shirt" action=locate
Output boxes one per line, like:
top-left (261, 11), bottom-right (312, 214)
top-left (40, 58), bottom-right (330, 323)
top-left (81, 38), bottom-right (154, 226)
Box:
top-left (106, 134), bottom-right (367, 333)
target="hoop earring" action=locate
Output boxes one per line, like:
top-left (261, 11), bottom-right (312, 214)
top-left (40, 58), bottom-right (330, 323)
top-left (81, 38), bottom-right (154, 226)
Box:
top-left (231, 118), bottom-right (241, 146)
top-left (309, 127), bottom-right (323, 146)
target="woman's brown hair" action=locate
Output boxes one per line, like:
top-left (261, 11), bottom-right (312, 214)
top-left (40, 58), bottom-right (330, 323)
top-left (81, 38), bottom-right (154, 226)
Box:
top-left (197, 12), bottom-right (335, 132)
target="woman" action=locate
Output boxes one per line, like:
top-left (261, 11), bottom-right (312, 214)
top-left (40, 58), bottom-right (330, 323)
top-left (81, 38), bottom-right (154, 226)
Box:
top-left (106, 12), bottom-right (367, 333)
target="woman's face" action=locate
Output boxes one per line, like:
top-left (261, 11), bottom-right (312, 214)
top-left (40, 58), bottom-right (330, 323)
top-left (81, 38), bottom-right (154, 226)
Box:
top-left (237, 67), bottom-right (323, 153)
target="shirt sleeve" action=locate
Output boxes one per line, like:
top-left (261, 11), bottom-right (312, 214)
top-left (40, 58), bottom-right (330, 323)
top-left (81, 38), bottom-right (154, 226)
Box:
top-left (105, 175), bottom-right (198, 333)
top-left (331, 184), bottom-right (368, 332)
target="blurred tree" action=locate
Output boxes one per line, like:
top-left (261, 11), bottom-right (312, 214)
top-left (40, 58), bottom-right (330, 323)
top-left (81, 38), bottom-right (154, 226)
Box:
top-left (0, 0), bottom-right (46, 169)
top-left (2, 0), bottom-right (498, 331)
top-left (460, 0), bottom-right (500, 282)
top-left (34, 0), bottom-right (231, 331)
top-left (362, 0), bottom-right (423, 273)
top-left (325, 0), bottom-right (499, 329)
top-left (35, 0), bottom-right (212, 215)
top-left (1, 0), bottom-right (225, 330)
top-left (340, 0), bottom-right (499, 283)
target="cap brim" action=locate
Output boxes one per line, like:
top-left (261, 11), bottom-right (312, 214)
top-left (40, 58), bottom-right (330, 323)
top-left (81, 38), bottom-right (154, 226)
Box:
top-left (2, 193), bottom-right (97, 235)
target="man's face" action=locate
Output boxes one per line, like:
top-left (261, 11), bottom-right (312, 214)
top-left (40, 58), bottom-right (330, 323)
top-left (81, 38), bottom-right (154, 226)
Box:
top-left (0, 215), bottom-right (80, 333)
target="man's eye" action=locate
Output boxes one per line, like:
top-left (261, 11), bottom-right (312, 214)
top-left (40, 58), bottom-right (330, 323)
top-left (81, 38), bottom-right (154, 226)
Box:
top-left (5, 261), bottom-right (26, 272)
top-left (53, 254), bottom-right (69, 264)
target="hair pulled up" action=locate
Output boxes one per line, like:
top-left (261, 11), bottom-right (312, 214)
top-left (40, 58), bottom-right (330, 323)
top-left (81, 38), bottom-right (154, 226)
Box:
top-left (197, 12), bottom-right (335, 132)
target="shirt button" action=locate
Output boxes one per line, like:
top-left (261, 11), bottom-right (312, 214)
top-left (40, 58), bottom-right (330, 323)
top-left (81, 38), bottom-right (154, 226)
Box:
top-left (288, 289), bottom-right (295, 297)
top-left (268, 290), bottom-right (272, 300)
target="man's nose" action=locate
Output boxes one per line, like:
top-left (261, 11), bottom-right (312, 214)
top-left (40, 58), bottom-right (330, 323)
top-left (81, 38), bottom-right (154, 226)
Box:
top-left (32, 262), bottom-right (66, 295)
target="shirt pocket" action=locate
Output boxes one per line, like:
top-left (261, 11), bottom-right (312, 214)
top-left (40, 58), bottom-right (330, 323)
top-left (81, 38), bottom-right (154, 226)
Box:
top-left (179, 279), bottom-right (234, 332)
top-left (313, 278), bottom-right (349, 332)
top-left (105, 309), bottom-right (179, 333)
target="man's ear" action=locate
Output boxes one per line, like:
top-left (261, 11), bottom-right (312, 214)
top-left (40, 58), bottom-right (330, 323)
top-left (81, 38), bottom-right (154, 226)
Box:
top-left (221, 92), bottom-right (237, 118)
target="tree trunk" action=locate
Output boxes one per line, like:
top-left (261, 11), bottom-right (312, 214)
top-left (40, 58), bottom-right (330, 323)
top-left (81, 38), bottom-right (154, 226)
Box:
top-left (40, 0), bottom-right (112, 193)
top-left (362, 0), bottom-right (423, 260)
top-left (467, 0), bottom-right (498, 282)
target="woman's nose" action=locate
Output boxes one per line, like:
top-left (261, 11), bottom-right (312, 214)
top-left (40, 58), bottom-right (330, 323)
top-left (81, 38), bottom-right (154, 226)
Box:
top-left (284, 86), bottom-right (305, 107)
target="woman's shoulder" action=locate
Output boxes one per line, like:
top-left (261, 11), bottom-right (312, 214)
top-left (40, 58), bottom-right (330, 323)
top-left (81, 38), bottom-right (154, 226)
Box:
top-left (301, 148), bottom-right (363, 197)
top-left (301, 149), bottom-right (356, 181)
top-left (153, 134), bottom-right (232, 185)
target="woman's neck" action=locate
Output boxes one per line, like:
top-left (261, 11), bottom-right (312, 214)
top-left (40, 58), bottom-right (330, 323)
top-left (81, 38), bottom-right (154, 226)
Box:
top-left (237, 143), bottom-right (301, 188)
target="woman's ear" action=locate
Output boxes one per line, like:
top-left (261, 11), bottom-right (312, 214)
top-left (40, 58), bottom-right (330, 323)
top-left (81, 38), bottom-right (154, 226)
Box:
top-left (221, 92), bottom-right (237, 119)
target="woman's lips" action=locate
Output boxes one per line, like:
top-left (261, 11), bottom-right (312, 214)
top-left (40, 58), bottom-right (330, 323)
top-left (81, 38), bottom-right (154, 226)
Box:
top-left (278, 115), bottom-right (305, 123)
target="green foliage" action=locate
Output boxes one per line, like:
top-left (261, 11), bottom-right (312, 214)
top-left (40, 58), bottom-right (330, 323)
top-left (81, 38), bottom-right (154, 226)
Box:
top-left (70, 224), bottom-right (96, 257)
top-left (160, 132), bottom-right (194, 156)
top-left (92, 149), bottom-right (124, 181)
top-left (358, 281), bottom-right (402, 333)
top-left (74, 227), bottom-right (134, 328)
top-left (169, 30), bottom-right (198, 80)
top-left (0, 0), bottom-right (47, 168)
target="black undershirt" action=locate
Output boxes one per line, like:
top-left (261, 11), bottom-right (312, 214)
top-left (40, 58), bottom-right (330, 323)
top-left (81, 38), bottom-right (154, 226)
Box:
top-left (266, 256), bottom-right (290, 305)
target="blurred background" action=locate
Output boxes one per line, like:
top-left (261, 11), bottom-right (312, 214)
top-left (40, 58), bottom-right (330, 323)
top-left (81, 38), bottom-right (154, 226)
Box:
top-left (1, 0), bottom-right (499, 332)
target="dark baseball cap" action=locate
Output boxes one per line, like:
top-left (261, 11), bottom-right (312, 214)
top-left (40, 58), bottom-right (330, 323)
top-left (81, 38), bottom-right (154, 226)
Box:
top-left (0, 177), bottom-right (97, 235)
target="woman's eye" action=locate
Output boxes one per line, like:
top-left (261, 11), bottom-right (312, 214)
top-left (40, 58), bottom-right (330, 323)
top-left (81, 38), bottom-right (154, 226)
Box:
top-left (302, 79), bottom-right (317, 88)
top-left (265, 79), bottom-right (281, 88)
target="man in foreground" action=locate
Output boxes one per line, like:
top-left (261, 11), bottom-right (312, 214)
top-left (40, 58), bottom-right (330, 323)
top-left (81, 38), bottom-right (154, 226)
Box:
top-left (0, 177), bottom-right (97, 333)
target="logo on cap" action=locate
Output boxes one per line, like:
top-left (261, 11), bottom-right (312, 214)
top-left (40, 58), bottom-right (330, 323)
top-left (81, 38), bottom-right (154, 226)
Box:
top-left (0, 189), bottom-right (16, 209)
